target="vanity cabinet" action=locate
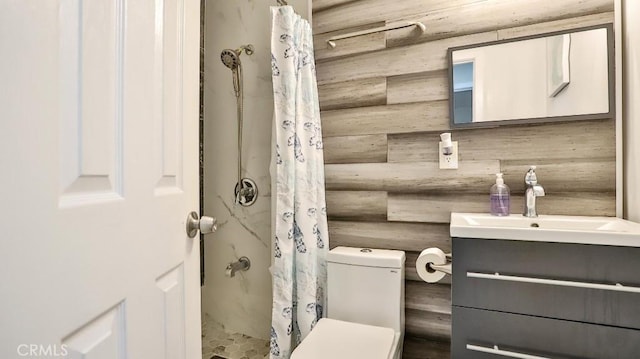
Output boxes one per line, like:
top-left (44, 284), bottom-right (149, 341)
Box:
top-left (451, 237), bottom-right (640, 358)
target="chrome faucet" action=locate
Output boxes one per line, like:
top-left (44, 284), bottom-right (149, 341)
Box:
top-left (523, 166), bottom-right (545, 218)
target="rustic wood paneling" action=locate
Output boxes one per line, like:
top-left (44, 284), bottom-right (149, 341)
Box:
top-left (526, 192), bottom-right (616, 216)
top-left (497, 12), bottom-right (614, 39)
top-left (313, 0), bottom-right (484, 35)
top-left (387, 70), bottom-right (448, 105)
top-left (325, 191), bottom-right (387, 221)
top-left (328, 220), bottom-right (450, 252)
top-left (385, 0), bottom-right (613, 47)
top-left (404, 282), bottom-right (452, 340)
top-left (323, 134), bottom-right (387, 164)
top-left (316, 32), bottom-right (497, 85)
top-left (325, 160), bottom-right (500, 192)
top-left (501, 159), bottom-right (616, 193)
top-left (388, 193), bottom-right (489, 223)
top-left (313, 1), bottom-right (616, 357)
top-left (388, 120), bottom-right (616, 163)
top-left (321, 101), bottom-right (449, 137)
top-left (403, 336), bottom-right (451, 359)
top-left (406, 308), bottom-right (451, 340)
top-left (318, 77), bottom-right (387, 111)
top-left (388, 192), bottom-right (616, 223)
top-left (312, 0), bottom-right (354, 13)
top-left (406, 281), bottom-right (451, 315)
top-left (314, 23), bottom-right (386, 61)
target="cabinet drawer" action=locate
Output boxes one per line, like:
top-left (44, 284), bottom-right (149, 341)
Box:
top-left (452, 306), bottom-right (640, 358)
top-left (452, 238), bottom-right (640, 329)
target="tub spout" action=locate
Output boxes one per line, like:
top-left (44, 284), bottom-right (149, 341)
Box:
top-left (226, 256), bottom-right (251, 277)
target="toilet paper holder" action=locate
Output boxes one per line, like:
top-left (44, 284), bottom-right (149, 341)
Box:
top-left (428, 262), bottom-right (452, 275)
top-left (416, 248), bottom-right (452, 283)
top-left (428, 253), bottom-right (452, 275)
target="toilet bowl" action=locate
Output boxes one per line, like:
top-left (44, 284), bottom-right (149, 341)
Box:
top-left (291, 247), bottom-right (406, 359)
top-left (291, 318), bottom-right (400, 359)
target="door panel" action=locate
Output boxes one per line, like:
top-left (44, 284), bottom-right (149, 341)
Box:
top-left (59, 0), bottom-right (124, 206)
top-left (0, 1), bottom-right (201, 358)
top-left (155, 0), bottom-right (184, 194)
top-left (157, 264), bottom-right (186, 359)
top-left (62, 302), bottom-right (127, 359)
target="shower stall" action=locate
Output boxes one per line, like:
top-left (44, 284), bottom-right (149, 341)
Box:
top-left (201, 0), bottom-right (312, 357)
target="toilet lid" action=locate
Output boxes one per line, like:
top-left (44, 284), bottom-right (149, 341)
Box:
top-left (291, 318), bottom-right (396, 359)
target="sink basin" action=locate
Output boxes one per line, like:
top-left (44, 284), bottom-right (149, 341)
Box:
top-left (450, 213), bottom-right (640, 246)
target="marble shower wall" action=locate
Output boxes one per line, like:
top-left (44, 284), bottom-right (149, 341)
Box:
top-left (203, 0), bottom-right (310, 340)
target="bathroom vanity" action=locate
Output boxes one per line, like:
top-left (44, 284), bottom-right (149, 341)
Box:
top-left (450, 213), bottom-right (640, 358)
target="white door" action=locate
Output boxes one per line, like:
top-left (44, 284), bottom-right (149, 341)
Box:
top-left (1, 1), bottom-right (202, 358)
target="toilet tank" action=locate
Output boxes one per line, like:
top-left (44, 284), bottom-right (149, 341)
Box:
top-left (327, 247), bottom-right (405, 333)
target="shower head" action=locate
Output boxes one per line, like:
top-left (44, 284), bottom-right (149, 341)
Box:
top-left (221, 49), bottom-right (240, 69)
top-left (221, 44), bottom-right (254, 97)
top-left (220, 44), bottom-right (254, 69)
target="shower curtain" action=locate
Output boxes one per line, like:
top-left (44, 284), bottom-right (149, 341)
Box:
top-left (269, 5), bottom-right (329, 359)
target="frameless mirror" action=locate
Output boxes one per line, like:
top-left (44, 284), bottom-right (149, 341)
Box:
top-left (448, 24), bottom-right (614, 128)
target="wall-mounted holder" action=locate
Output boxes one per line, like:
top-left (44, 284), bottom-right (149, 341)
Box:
top-left (417, 248), bottom-right (452, 283)
top-left (428, 252), bottom-right (452, 275)
top-left (428, 262), bottom-right (452, 275)
top-left (439, 132), bottom-right (459, 169)
top-left (235, 178), bottom-right (258, 206)
top-left (326, 21), bottom-right (426, 48)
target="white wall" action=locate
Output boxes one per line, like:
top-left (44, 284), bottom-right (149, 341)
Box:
top-left (203, 0), bottom-right (310, 339)
top-left (623, 0), bottom-right (640, 221)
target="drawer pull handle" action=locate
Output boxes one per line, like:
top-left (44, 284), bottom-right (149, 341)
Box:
top-left (467, 272), bottom-right (640, 293)
top-left (467, 344), bottom-right (550, 359)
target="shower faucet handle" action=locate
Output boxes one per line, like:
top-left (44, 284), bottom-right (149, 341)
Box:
top-left (234, 178), bottom-right (258, 207)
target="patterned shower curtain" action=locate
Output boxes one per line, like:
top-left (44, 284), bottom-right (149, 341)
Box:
top-left (269, 5), bottom-right (329, 359)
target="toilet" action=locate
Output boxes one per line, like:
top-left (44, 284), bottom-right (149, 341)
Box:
top-left (291, 246), bottom-right (406, 359)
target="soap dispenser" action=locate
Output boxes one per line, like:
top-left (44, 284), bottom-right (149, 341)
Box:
top-left (490, 173), bottom-right (510, 216)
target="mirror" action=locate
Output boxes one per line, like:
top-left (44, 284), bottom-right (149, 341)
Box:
top-left (448, 24), bottom-right (614, 127)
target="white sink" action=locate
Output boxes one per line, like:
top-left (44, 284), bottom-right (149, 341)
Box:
top-left (450, 213), bottom-right (640, 246)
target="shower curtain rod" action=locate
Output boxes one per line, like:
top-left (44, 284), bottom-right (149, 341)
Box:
top-left (326, 21), bottom-right (426, 48)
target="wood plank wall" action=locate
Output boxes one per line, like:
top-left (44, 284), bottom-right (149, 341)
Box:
top-left (312, 1), bottom-right (615, 357)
